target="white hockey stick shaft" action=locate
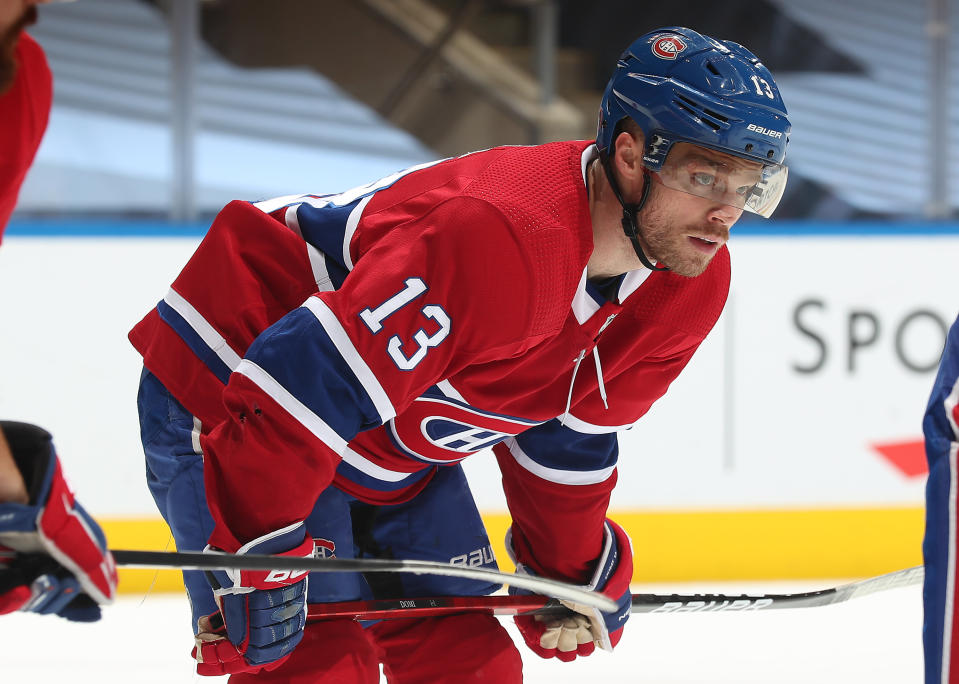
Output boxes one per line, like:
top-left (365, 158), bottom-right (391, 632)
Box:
top-left (112, 551), bottom-right (920, 616)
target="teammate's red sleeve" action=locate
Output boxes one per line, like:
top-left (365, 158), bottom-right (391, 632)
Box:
top-left (0, 33), bottom-right (52, 239)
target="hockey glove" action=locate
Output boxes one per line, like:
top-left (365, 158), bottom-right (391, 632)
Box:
top-left (0, 422), bottom-right (117, 621)
top-left (192, 522), bottom-right (313, 676)
top-left (508, 518), bottom-right (633, 661)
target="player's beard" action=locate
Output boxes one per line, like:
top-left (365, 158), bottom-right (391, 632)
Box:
top-left (636, 192), bottom-right (727, 278)
top-left (0, 6), bottom-right (38, 95)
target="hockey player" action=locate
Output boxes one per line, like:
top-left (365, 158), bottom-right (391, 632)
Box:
top-left (0, 0), bottom-right (118, 622)
top-left (923, 312), bottom-right (959, 684)
top-left (130, 26), bottom-right (790, 681)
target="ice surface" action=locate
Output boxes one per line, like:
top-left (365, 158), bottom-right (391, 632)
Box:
top-left (0, 579), bottom-right (922, 683)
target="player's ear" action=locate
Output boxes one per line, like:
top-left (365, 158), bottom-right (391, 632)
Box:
top-left (613, 128), bottom-right (645, 191)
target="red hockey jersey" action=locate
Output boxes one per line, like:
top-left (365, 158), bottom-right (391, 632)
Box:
top-left (0, 33), bottom-right (52, 239)
top-left (129, 141), bottom-right (729, 583)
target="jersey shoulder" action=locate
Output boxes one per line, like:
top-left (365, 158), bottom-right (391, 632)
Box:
top-left (462, 142), bottom-right (595, 335)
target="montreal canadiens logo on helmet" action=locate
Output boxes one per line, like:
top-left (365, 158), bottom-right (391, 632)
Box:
top-left (652, 35), bottom-right (687, 60)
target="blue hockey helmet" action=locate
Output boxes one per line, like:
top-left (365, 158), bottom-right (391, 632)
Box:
top-left (597, 27), bottom-right (791, 218)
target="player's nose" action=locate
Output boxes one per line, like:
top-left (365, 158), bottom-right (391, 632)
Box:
top-left (707, 202), bottom-right (741, 228)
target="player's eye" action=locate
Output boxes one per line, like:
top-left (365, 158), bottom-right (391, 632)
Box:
top-left (736, 184), bottom-right (755, 197)
top-left (692, 172), bottom-right (715, 187)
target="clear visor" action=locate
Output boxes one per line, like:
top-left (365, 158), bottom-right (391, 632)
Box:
top-left (652, 142), bottom-right (788, 218)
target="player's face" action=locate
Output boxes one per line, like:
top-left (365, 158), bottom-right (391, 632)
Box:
top-left (636, 147), bottom-right (754, 277)
top-left (0, 0), bottom-right (65, 93)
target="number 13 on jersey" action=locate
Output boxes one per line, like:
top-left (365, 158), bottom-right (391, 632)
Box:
top-left (358, 278), bottom-right (451, 371)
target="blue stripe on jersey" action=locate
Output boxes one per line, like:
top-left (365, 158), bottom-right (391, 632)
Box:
top-left (244, 307), bottom-right (383, 444)
top-left (514, 419), bottom-right (619, 472)
top-left (295, 201), bottom-right (361, 271)
top-left (156, 300), bottom-right (233, 384)
top-left (323, 250), bottom-right (350, 289)
top-left (334, 458), bottom-right (434, 493)
top-left (922, 314), bottom-right (959, 684)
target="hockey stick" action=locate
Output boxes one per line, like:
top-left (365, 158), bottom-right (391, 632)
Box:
top-left (303, 564), bottom-right (924, 621)
top-left (110, 549), bottom-right (618, 612)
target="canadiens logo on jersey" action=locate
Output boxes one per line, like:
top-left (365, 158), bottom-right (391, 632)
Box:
top-left (652, 35), bottom-right (687, 60)
top-left (312, 538), bottom-right (336, 559)
top-left (388, 396), bottom-right (540, 464)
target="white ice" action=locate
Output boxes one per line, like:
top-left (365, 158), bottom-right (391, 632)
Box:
top-left (0, 579), bottom-right (922, 683)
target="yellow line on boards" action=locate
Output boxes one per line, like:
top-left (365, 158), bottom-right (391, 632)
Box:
top-left (487, 507), bottom-right (925, 581)
top-left (102, 518), bottom-right (184, 594)
top-left (101, 507), bottom-right (925, 594)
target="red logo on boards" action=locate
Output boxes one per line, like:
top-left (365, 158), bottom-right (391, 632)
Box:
top-left (652, 36), bottom-right (687, 60)
top-left (872, 439), bottom-right (927, 478)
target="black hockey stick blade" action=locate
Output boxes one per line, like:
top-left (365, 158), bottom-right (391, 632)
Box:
top-left (303, 565), bottom-right (924, 621)
top-left (110, 549), bottom-right (618, 612)
top-left (632, 564), bottom-right (924, 613)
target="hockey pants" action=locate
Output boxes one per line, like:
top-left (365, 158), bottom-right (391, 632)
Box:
top-left (137, 368), bottom-right (523, 682)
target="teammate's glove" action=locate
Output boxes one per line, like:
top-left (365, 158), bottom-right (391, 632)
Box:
top-left (0, 421), bottom-right (117, 621)
top-left (192, 522), bottom-right (313, 676)
top-left (508, 519), bottom-right (633, 661)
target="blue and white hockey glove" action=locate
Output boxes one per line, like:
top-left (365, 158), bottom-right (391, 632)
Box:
top-left (192, 522), bottom-right (313, 677)
top-left (0, 422), bottom-right (117, 622)
top-left (508, 519), bottom-right (633, 661)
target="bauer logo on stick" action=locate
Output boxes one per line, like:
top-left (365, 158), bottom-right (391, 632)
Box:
top-left (651, 35), bottom-right (687, 60)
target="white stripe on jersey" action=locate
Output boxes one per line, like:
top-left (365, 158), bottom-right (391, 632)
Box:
top-left (306, 243), bottom-right (334, 293)
top-left (618, 269), bottom-right (653, 303)
top-left (506, 438), bottom-right (616, 486)
top-left (571, 269), bottom-right (601, 324)
top-left (340, 447), bottom-right (420, 483)
top-left (343, 195), bottom-right (373, 271)
top-left (580, 144), bottom-right (598, 187)
top-left (284, 205), bottom-right (303, 238)
top-left (164, 288), bottom-right (242, 370)
top-left (252, 194), bottom-right (312, 214)
top-left (235, 359), bottom-right (348, 454)
top-left (191, 417), bottom-right (202, 455)
top-left (559, 412), bottom-right (633, 434)
top-left (223, 360), bottom-right (413, 484)
top-left (436, 379), bottom-right (467, 403)
top-left (300, 295), bottom-right (396, 423)
top-left (278, 206), bottom-right (333, 292)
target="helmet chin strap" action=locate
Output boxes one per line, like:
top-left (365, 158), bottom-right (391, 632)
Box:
top-left (600, 155), bottom-right (669, 272)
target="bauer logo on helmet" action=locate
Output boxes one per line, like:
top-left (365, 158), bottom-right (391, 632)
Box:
top-left (746, 123), bottom-right (783, 139)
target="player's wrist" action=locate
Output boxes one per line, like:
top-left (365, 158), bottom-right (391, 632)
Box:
top-left (0, 427), bottom-right (29, 504)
